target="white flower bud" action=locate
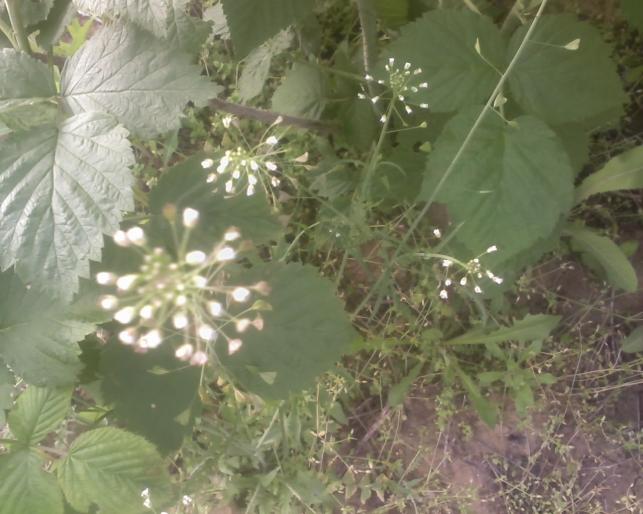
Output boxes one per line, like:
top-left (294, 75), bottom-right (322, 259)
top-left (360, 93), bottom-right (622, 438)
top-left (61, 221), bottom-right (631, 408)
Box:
top-left (126, 226), bottom-right (146, 246)
top-left (193, 275), bottom-right (208, 288)
top-left (175, 343), bottom-right (194, 361)
top-left (208, 301), bottom-right (223, 316)
top-left (140, 329), bottom-right (162, 349)
top-left (139, 305), bottom-right (154, 320)
top-left (114, 306), bottom-right (136, 324)
top-left (173, 312), bottom-right (189, 329)
top-left (119, 328), bottom-right (137, 345)
top-left (460, 276), bottom-right (468, 286)
top-left (201, 158), bottom-right (214, 169)
top-left (265, 161), bottom-right (278, 171)
top-left (486, 245), bottom-right (498, 253)
top-left (228, 339), bottom-right (243, 355)
top-left (185, 250), bottom-right (206, 265)
top-left (216, 246), bottom-right (236, 261)
top-left (266, 136), bottom-right (279, 146)
top-left (190, 351), bottom-right (208, 366)
top-left (116, 274), bottom-right (138, 291)
top-left (474, 286), bottom-right (483, 294)
top-left (113, 230), bottom-right (130, 247)
top-left (236, 318), bottom-right (251, 333)
top-left (99, 295), bottom-right (119, 311)
top-left (96, 272), bottom-right (116, 285)
top-left (182, 208), bottom-right (200, 228)
top-left (232, 287), bottom-right (250, 302)
top-left (439, 290), bottom-right (448, 300)
top-left (224, 228), bottom-right (241, 241)
top-left (197, 324), bottom-right (217, 341)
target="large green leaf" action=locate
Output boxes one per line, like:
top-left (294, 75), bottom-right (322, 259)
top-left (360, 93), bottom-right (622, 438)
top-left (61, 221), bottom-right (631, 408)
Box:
top-left (575, 145), bottom-right (643, 204)
top-left (35, 0), bottom-right (76, 50)
top-left (0, 113), bottom-right (134, 297)
top-left (565, 225), bottom-right (638, 292)
top-left (508, 14), bottom-right (627, 126)
top-left (217, 263), bottom-right (356, 399)
top-left (99, 341), bottom-right (200, 455)
top-left (8, 386), bottom-right (71, 446)
top-left (57, 427), bottom-right (171, 514)
top-left (222, 0), bottom-right (314, 58)
top-left (72, 0), bottom-right (168, 36)
top-left (1, 0), bottom-right (55, 27)
top-left (419, 108), bottom-right (574, 259)
top-left (0, 49), bottom-right (58, 130)
top-left (149, 154), bottom-right (283, 247)
top-left (166, 0), bottom-right (212, 55)
top-left (446, 315), bottom-right (560, 345)
top-left (61, 23), bottom-right (218, 138)
top-left (272, 63), bottom-right (329, 119)
top-left (0, 271), bottom-right (94, 386)
top-left (0, 450), bottom-right (64, 514)
top-left (383, 9), bottom-right (506, 112)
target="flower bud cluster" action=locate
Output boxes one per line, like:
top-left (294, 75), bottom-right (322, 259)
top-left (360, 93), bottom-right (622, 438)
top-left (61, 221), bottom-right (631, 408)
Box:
top-left (98, 208), bottom-right (270, 366)
top-left (437, 245), bottom-right (503, 300)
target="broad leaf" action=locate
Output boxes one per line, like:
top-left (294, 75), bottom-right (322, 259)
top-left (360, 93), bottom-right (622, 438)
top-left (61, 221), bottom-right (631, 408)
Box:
top-left (0, 0), bottom-right (55, 27)
top-left (222, 0), bottom-right (314, 58)
top-left (419, 108), bottom-right (574, 259)
top-left (35, 0), bottom-right (76, 50)
top-left (621, 326), bottom-right (643, 353)
top-left (0, 113), bottom-right (134, 297)
top-left (72, 0), bottom-right (168, 36)
top-left (508, 14), bottom-right (627, 126)
top-left (61, 23), bottom-right (218, 138)
top-left (565, 225), bottom-right (638, 292)
top-left (0, 271), bottom-right (94, 386)
top-left (57, 427), bottom-right (171, 514)
top-left (272, 63), bottom-right (329, 119)
top-left (166, 0), bottom-right (212, 55)
top-left (446, 315), bottom-right (560, 345)
top-left (0, 49), bottom-right (58, 130)
top-left (383, 9), bottom-right (506, 112)
top-left (100, 341), bottom-right (200, 455)
top-left (0, 450), bottom-right (64, 514)
top-left (575, 145), bottom-right (643, 204)
top-left (8, 386), bottom-right (71, 446)
top-left (217, 263), bottom-right (356, 399)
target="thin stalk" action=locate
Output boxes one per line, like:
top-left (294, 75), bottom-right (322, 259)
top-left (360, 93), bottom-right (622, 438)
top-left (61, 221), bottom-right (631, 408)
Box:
top-left (4, 0), bottom-right (31, 54)
top-left (355, 0), bottom-right (383, 116)
top-left (0, 15), bottom-right (17, 49)
top-left (350, 0), bottom-right (551, 320)
top-left (360, 98), bottom-right (395, 199)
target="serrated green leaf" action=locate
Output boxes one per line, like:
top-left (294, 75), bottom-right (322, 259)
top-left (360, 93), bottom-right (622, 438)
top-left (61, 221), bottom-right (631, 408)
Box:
top-left (383, 10), bottom-right (506, 112)
top-left (149, 154), bottom-right (283, 247)
top-left (272, 63), bottom-right (329, 120)
top-left (238, 30), bottom-right (292, 102)
top-left (217, 263), bottom-right (355, 399)
top-left (35, 0), bottom-right (76, 49)
top-left (0, 271), bottom-right (94, 386)
top-left (99, 341), bottom-right (200, 455)
top-left (0, 450), bottom-right (64, 514)
top-left (575, 145), bottom-right (643, 204)
top-left (8, 386), bottom-right (71, 446)
top-left (419, 108), bottom-right (574, 259)
top-left (446, 315), bottom-right (560, 345)
top-left (0, 112), bottom-right (135, 298)
top-left (621, 326), bottom-right (643, 353)
top-left (508, 14), bottom-right (627, 125)
top-left (72, 0), bottom-right (168, 36)
top-left (222, 0), bottom-right (313, 58)
top-left (57, 427), bottom-right (171, 514)
top-left (166, 0), bottom-right (212, 55)
top-left (565, 225), bottom-right (638, 292)
top-left (61, 22), bottom-right (219, 138)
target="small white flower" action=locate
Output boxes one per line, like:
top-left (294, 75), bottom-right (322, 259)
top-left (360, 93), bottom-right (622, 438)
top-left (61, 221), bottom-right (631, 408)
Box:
top-left (126, 226), bottom-right (146, 246)
top-left (140, 329), bottom-right (162, 349)
top-left (371, 96), bottom-right (379, 104)
top-left (444, 279), bottom-right (452, 286)
top-left (420, 103), bottom-right (429, 109)
top-left (419, 82), bottom-right (428, 89)
top-left (175, 343), bottom-right (194, 361)
top-left (460, 276), bottom-right (468, 286)
top-left (442, 259), bottom-right (453, 268)
top-left (173, 312), bottom-right (189, 330)
top-left (266, 136), bottom-right (279, 146)
top-left (113, 230), bottom-right (130, 247)
top-left (143, 498), bottom-right (152, 509)
top-left (139, 305), bottom-right (154, 320)
top-left (216, 246), bottom-right (236, 261)
top-left (413, 68), bottom-right (422, 75)
top-left (357, 92), bottom-right (366, 99)
top-left (232, 287), bottom-right (251, 302)
top-left (404, 62), bottom-right (411, 70)
top-left (492, 276), bottom-right (504, 285)
top-left (119, 328), bottom-right (138, 345)
top-left (439, 289), bottom-right (448, 300)
top-left (197, 324), bottom-right (217, 341)
top-left (96, 272), bottom-right (116, 285)
top-left (246, 184), bottom-right (255, 196)
top-left (266, 161), bottom-right (278, 171)
top-left (190, 351), bottom-right (208, 366)
top-left (141, 488), bottom-right (150, 498)
top-left (225, 180), bottom-right (234, 193)
top-left (228, 338), bottom-right (243, 355)
top-left (182, 495), bottom-right (193, 506)
top-left (208, 301), bottom-right (223, 316)
top-left (222, 115), bottom-right (233, 128)
top-left (175, 294), bottom-right (187, 306)
top-left (116, 274), bottom-right (138, 291)
top-left (271, 177), bottom-right (281, 187)
top-left (186, 250), bottom-right (206, 265)
top-left (114, 306), bottom-right (136, 324)
top-left (217, 155), bottom-right (230, 173)
top-left (365, 74), bottom-right (374, 81)
top-left (250, 160), bottom-right (259, 171)
top-left (182, 208), bottom-right (200, 228)
top-left (236, 318), bottom-right (251, 333)
top-left (380, 114), bottom-right (387, 123)
top-left (224, 228), bottom-right (241, 241)
top-left (405, 105), bottom-right (413, 114)
top-left (99, 295), bottom-right (119, 311)
top-left (201, 158), bottom-right (214, 169)
top-left (432, 228), bottom-right (441, 238)
top-left (193, 275), bottom-right (208, 288)
top-left (474, 285), bottom-right (483, 294)
top-left (486, 245), bottom-right (498, 253)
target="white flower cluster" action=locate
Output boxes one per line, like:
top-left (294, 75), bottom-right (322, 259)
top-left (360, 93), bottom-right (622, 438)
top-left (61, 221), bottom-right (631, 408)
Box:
top-left (359, 57), bottom-right (429, 124)
top-left (98, 208), bottom-right (270, 365)
top-left (437, 246), bottom-right (503, 300)
top-left (201, 116), bottom-right (283, 196)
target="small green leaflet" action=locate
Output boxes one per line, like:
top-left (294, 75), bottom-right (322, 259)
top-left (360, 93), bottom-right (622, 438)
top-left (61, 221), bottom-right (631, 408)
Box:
top-left (382, 10), bottom-right (506, 112)
top-left (0, 450), bottom-right (64, 514)
top-left (621, 326), bottom-right (643, 353)
top-left (222, 0), bottom-right (314, 58)
top-left (419, 108), bottom-right (574, 260)
top-left (8, 386), bottom-right (72, 446)
top-left (575, 145), bottom-right (643, 204)
top-left (445, 315), bottom-right (560, 345)
top-left (57, 427), bottom-right (171, 514)
top-left (61, 22), bottom-right (219, 138)
top-left (272, 63), bottom-right (329, 119)
top-left (0, 271), bottom-right (95, 386)
top-left (72, 0), bottom-right (168, 36)
top-left (508, 14), bottom-right (627, 126)
top-left (0, 113), bottom-right (135, 298)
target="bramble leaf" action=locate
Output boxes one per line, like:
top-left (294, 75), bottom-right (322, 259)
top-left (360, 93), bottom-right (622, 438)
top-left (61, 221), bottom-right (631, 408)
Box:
top-left (272, 63), bottom-right (329, 119)
top-left (382, 9), bottom-right (506, 112)
top-left (419, 108), bottom-right (574, 260)
top-left (0, 450), bottom-right (64, 514)
top-left (0, 113), bottom-right (135, 297)
top-left (8, 386), bottom-right (72, 446)
top-left (61, 22), bottom-right (219, 138)
top-left (166, 0), bottom-right (212, 55)
top-left (508, 14), bottom-right (627, 126)
top-left (57, 427), bottom-right (171, 514)
top-left (72, 0), bottom-right (168, 36)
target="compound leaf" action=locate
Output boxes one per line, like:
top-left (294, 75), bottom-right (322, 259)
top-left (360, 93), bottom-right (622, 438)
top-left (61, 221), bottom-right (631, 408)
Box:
top-left (419, 108), bottom-right (574, 260)
top-left (217, 263), bottom-right (356, 399)
top-left (57, 427), bottom-right (171, 514)
top-left (0, 450), bottom-right (64, 514)
top-left (0, 113), bottom-right (135, 298)
top-left (383, 9), bottom-right (506, 112)
top-left (222, 0), bottom-right (314, 58)
top-left (8, 386), bottom-right (72, 446)
top-left (0, 271), bottom-right (95, 386)
top-left (61, 22), bottom-right (219, 138)
top-left (508, 14), bottom-right (627, 126)
top-left (72, 0), bottom-right (168, 36)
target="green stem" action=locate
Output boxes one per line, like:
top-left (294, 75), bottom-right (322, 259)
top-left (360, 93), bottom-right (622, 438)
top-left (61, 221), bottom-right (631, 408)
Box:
top-left (4, 0), bottom-right (31, 54)
top-left (0, 15), bottom-right (17, 49)
top-left (350, 0), bottom-right (551, 320)
top-left (359, 98), bottom-right (395, 199)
